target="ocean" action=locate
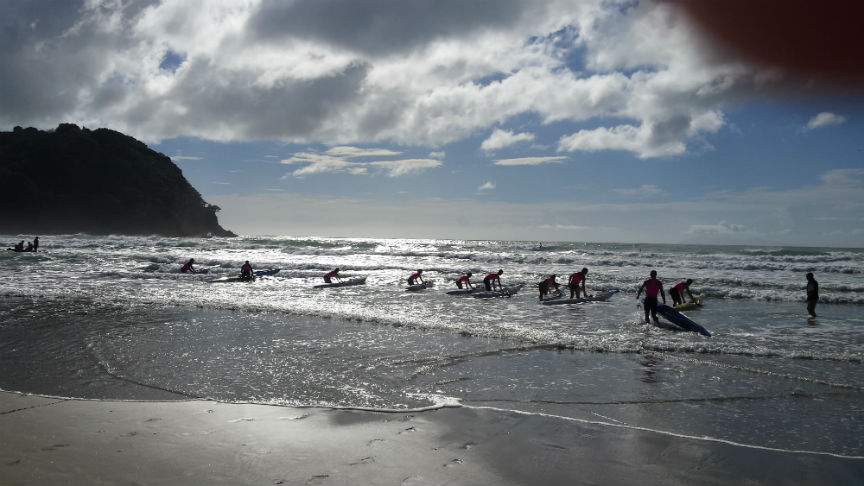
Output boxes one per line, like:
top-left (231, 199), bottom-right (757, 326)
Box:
top-left (1, 234), bottom-right (862, 459)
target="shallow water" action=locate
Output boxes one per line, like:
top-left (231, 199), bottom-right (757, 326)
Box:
top-left (1, 235), bottom-right (862, 458)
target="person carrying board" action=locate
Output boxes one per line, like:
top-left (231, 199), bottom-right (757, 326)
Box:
top-left (568, 268), bottom-right (589, 299)
top-left (539, 274), bottom-right (561, 301)
top-left (407, 269), bottom-right (425, 286)
top-left (636, 270), bottom-right (666, 325)
top-left (456, 272), bottom-right (474, 289)
top-left (670, 279), bottom-right (695, 306)
top-left (484, 270), bottom-right (504, 292)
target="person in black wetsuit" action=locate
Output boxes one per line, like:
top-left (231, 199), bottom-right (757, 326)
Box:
top-left (806, 272), bottom-right (819, 317)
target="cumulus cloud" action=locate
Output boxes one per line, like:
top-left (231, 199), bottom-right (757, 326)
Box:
top-left (481, 128), bottom-right (535, 151)
top-left (806, 112), bottom-right (847, 130)
top-left (0, 0), bottom-right (818, 157)
top-left (281, 146), bottom-right (441, 177)
top-left (493, 156), bottom-right (566, 166)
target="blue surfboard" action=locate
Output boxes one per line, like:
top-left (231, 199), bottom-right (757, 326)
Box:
top-left (656, 303), bottom-right (711, 337)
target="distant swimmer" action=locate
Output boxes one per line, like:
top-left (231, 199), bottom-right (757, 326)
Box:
top-left (407, 269), bottom-right (425, 286)
top-left (670, 279), bottom-right (695, 306)
top-left (181, 258), bottom-right (197, 273)
top-left (483, 269), bottom-right (504, 292)
top-left (568, 267), bottom-right (589, 299)
top-left (636, 270), bottom-right (666, 325)
top-left (32, 237), bottom-right (39, 252)
top-left (456, 272), bottom-right (474, 289)
top-left (806, 272), bottom-right (819, 317)
top-left (538, 274), bottom-right (561, 301)
top-left (324, 268), bottom-right (341, 283)
top-left (240, 261), bottom-right (254, 281)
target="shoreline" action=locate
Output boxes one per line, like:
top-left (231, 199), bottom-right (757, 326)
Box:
top-left (3, 391), bottom-right (863, 485)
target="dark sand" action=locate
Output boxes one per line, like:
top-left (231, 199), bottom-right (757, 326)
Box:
top-left (2, 391), bottom-right (863, 485)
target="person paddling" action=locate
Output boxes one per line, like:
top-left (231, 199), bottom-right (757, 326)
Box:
top-left (636, 270), bottom-right (666, 325)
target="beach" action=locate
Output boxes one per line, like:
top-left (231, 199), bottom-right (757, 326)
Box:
top-left (1, 235), bottom-right (863, 484)
top-left (4, 390), bottom-right (864, 485)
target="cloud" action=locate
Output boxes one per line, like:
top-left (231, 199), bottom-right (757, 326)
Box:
top-left (614, 184), bottom-right (663, 197)
top-left (169, 155), bottom-right (203, 161)
top-left (281, 146), bottom-right (441, 177)
top-left (493, 156), bottom-right (567, 166)
top-left (0, 0), bottom-right (785, 157)
top-left (481, 128), bottom-right (535, 151)
top-left (477, 181), bottom-right (496, 192)
top-left (686, 221), bottom-right (746, 235)
top-left (806, 112), bottom-right (847, 130)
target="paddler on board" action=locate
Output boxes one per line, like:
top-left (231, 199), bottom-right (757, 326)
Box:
top-left (456, 272), bottom-right (474, 290)
top-left (670, 279), bottom-right (695, 306)
top-left (568, 267), bottom-right (589, 299)
top-left (538, 274), bottom-right (561, 301)
top-left (483, 269), bottom-right (504, 292)
top-left (324, 268), bottom-right (341, 284)
top-left (636, 270), bottom-right (666, 325)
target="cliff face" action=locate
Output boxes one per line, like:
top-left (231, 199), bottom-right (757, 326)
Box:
top-left (0, 124), bottom-right (235, 237)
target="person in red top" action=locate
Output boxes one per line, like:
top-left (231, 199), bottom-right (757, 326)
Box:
top-left (324, 268), bottom-right (341, 283)
top-left (670, 279), bottom-right (694, 306)
top-left (181, 258), bottom-right (197, 273)
top-left (538, 274), bottom-right (560, 301)
top-left (408, 269), bottom-right (425, 285)
top-left (456, 272), bottom-right (474, 289)
top-left (240, 261), bottom-right (254, 280)
top-left (483, 270), bottom-right (503, 291)
top-left (568, 267), bottom-right (589, 299)
top-left (636, 270), bottom-right (666, 324)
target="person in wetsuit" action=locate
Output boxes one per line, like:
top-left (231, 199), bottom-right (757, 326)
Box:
top-left (240, 261), bottom-right (254, 280)
top-left (806, 272), bottom-right (819, 317)
top-left (636, 270), bottom-right (666, 324)
top-left (483, 270), bottom-right (504, 291)
top-left (670, 279), bottom-right (694, 306)
top-left (568, 267), bottom-right (589, 299)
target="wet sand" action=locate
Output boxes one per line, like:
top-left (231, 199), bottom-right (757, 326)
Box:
top-left (2, 391), bottom-right (863, 485)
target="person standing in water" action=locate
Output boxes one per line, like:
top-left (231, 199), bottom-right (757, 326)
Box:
top-left (407, 269), bottom-right (425, 286)
top-left (181, 258), bottom-right (197, 273)
top-left (324, 268), bottom-right (341, 283)
top-left (670, 279), bottom-right (695, 306)
top-left (636, 270), bottom-right (666, 324)
top-left (456, 272), bottom-right (474, 289)
top-left (484, 270), bottom-right (503, 291)
top-left (806, 272), bottom-right (819, 317)
top-left (568, 267), bottom-right (589, 299)
top-left (538, 274), bottom-right (560, 301)
top-left (240, 261), bottom-right (254, 280)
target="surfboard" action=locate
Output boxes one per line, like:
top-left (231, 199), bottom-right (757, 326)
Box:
top-left (656, 303), bottom-right (711, 337)
top-left (673, 293), bottom-right (706, 311)
top-left (406, 279), bottom-right (434, 291)
top-left (446, 288), bottom-right (475, 295)
top-left (472, 283), bottom-right (524, 299)
top-left (254, 268), bottom-right (280, 277)
top-left (314, 276), bottom-right (367, 289)
top-left (541, 290), bottom-right (617, 305)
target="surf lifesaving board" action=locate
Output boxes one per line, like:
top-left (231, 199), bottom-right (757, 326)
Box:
top-left (255, 268), bottom-right (280, 277)
top-left (673, 293), bottom-right (706, 311)
top-left (314, 276), bottom-right (367, 289)
top-left (472, 283), bottom-right (524, 299)
top-left (446, 288), bottom-right (475, 295)
top-left (656, 303), bottom-right (711, 337)
top-left (406, 279), bottom-right (434, 291)
top-left (541, 290), bottom-right (617, 305)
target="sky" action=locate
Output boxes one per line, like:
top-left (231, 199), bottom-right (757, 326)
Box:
top-left (2, 0), bottom-right (863, 246)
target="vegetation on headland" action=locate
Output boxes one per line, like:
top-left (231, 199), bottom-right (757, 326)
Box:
top-left (0, 124), bottom-right (234, 237)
